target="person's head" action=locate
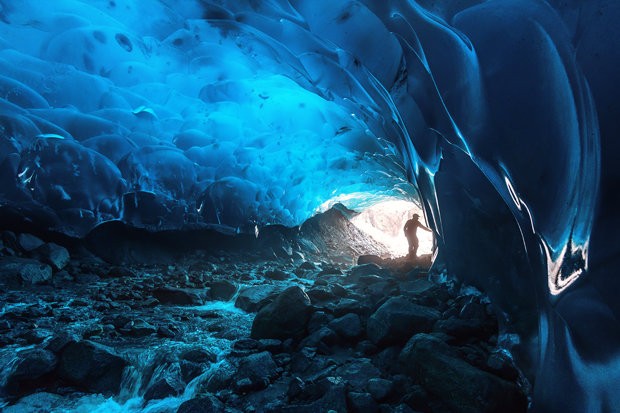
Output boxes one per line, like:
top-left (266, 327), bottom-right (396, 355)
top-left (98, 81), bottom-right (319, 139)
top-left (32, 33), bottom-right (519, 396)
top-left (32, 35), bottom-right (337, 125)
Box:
top-left (412, 213), bottom-right (419, 220)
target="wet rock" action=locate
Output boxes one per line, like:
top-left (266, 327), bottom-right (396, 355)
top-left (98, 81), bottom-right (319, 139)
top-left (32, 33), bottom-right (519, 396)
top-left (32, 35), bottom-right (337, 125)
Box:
top-left (234, 351), bottom-right (278, 392)
top-left (74, 273), bottom-right (100, 284)
top-left (357, 255), bottom-right (384, 266)
top-left (4, 348), bottom-right (58, 396)
top-left (0, 257), bottom-right (52, 287)
top-left (203, 359), bottom-right (236, 392)
top-left (328, 313), bottom-right (363, 341)
top-left (367, 378), bottom-right (394, 402)
top-left (434, 316), bottom-right (490, 342)
top-left (52, 270), bottom-right (73, 286)
top-left (235, 285), bottom-right (283, 312)
top-left (299, 261), bottom-right (316, 270)
top-left (2, 392), bottom-right (67, 413)
top-left (144, 374), bottom-right (184, 401)
top-left (346, 263), bottom-right (389, 284)
top-left (367, 297), bottom-right (440, 346)
top-left (299, 326), bottom-right (339, 351)
top-left (281, 376), bottom-right (347, 412)
top-left (177, 395), bottom-right (225, 413)
top-left (32, 243), bottom-right (70, 271)
top-left (307, 311), bottom-right (333, 333)
top-left (347, 391), bottom-right (379, 413)
top-left (264, 269), bottom-right (289, 280)
top-left (207, 279), bottom-right (237, 301)
top-left (119, 319), bottom-right (157, 337)
top-left (307, 286), bottom-right (337, 303)
top-left (399, 334), bottom-right (526, 413)
top-left (251, 286), bottom-right (313, 340)
top-left (157, 325), bottom-right (177, 338)
top-left (17, 233), bottom-right (44, 252)
top-left (334, 359), bottom-right (382, 391)
top-left (181, 348), bottom-right (218, 364)
top-left (58, 340), bottom-right (127, 394)
top-left (153, 287), bottom-right (203, 305)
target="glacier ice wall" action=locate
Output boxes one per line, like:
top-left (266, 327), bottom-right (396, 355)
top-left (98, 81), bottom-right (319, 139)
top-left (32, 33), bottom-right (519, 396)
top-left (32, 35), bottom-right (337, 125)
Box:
top-left (0, 0), bottom-right (619, 411)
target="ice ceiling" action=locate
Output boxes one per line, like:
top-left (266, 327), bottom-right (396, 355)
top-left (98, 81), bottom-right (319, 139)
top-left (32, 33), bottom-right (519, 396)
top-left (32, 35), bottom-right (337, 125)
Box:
top-left (0, 0), bottom-right (619, 411)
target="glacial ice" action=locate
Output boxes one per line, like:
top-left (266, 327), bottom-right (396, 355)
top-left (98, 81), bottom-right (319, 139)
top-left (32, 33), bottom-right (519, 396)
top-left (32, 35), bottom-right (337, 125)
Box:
top-left (0, 0), bottom-right (619, 411)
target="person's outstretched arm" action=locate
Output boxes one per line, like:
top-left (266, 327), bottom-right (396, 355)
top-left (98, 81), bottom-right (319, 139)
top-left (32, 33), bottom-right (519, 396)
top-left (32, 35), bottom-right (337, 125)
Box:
top-left (419, 223), bottom-right (432, 232)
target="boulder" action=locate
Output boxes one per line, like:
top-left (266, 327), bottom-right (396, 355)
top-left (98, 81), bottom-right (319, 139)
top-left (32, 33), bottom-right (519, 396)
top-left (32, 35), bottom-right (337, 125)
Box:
top-left (58, 340), bottom-right (127, 394)
top-left (32, 243), bottom-right (70, 271)
top-left (251, 286), bottom-right (313, 340)
top-left (153, 287), bottom-right (203, 305)
top-left (357, 255), bottom-right (384, 266)
top-left (144, 375), bottom-right (184, 401)
top-left (207, 280), bottom-right (237, 301)
top-left (17, 233), bottom-right (44, 252)
top-left (399, 334), bottom-right (526, 413)
top-left (367, 297), bottom-right (440, 346)
top-left (367, 378), bottom-right (394, 402)
top-left (234, 351), bottom-right (278, 392)
top-left (264, 269), bottom-right (289, 280)
top-left (328, 313), bottom-right (363, 341)
top-left (235, 285), bottom-right (283, 312)
top-left (0, 257), bottom-right (52, 287)
top-left (177, 395), bottom-right (225, 413)
top-left (4, 349), bottom-right (58, 396)
top-left (347, 391), bottom-right (380, 413)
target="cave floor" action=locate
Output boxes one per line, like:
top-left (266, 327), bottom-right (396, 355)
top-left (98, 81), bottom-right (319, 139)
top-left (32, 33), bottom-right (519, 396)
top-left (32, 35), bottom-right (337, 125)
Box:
top-left (0, 243), bottom-right (528, 413)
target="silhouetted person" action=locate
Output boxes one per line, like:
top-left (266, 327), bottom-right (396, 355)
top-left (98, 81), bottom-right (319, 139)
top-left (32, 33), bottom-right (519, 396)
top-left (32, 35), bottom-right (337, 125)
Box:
top-left (404, 213), bottom-right (431, 258)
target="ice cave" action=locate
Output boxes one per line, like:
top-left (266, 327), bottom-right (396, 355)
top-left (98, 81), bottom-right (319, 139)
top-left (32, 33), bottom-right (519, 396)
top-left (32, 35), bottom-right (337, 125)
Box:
top-left (0, 0), bottom-right (618, 412)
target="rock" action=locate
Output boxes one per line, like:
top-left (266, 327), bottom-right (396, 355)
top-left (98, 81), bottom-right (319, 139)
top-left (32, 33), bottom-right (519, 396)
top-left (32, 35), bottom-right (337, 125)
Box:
top-left (251, 286), bottom-right (313, 340)
top-left (153, 287), bottom-right (203, 305)
top-left (74, 273), bottom-right (100, 284)
top-left (58, 340), bottom-right (127, 394)
top-left (281, 376), bottom-right (347, 412)
top-left (203, 360), bottom-right (236, 392)
top-left (264, 269), bottom-right (289, 280)
top-left (346, 263), bottom-right (389, 284)
top-left (235, 285), bottom-right (283, 312)
top-left (52, 270), bottom-right (73, 286)
top-left (207, 280), bottom-right (237, 301)
top-left (367, 378), bottom-right (394, 402)
top-left (307, 286), bottom-right (337, 303)
top-left (120, 319), bottom-right (157, 337)
top-left (347, 391), bottom-right (379, 413)
top-left (234, 351), bottom-right (278, 392)
top-left (334, 359), bottom-right (382, 391)
top-left (177, 395), bottom-right (225, 413)
top-left (367, 297), bottom-right (440, 346)
top-left (328, 313), bottom-right (363, 341)
top-left (433, 317), bottom-right (490, 341)
top-left (399, 334), bottom-right (526, 413)
top-left (181, 348), bottom-right (218, 364)
top-left (4, 348), bottom-right (58, 396)
top-left (299, 261), bottom-right (316, 270)
top-left (357, 255), bottom-right (384, 266)
top-left (2, 392), bottom-right (67, 413)
top-left (0, 257), bottom-right (52, 287)
top-left (32, 243), bottom-right (70, 271)
top-left (299, 327), bottom-right (339, 351)
top-left (17, 233), bottom-right (44, 252)
top-left (144, 375), bottom-right (184, 401)
top-left (307, 311), bottom-right (333, 333)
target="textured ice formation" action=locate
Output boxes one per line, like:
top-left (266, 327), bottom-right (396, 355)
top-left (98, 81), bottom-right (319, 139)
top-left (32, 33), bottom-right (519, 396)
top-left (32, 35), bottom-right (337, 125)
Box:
top-left (0, 0), bottom-right (619, 411)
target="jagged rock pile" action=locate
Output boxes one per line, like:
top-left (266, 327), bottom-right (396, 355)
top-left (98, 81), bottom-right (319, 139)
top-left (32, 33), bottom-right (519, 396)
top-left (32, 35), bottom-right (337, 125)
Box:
top-left (181, 262), bottom-right (528, 413)
top-left (0, 230), bottom-right (528, 412)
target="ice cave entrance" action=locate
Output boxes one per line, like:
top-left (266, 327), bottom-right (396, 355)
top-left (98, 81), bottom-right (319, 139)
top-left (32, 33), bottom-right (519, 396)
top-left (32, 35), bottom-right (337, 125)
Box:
top-left (321, 198), bottom-right (433, 259)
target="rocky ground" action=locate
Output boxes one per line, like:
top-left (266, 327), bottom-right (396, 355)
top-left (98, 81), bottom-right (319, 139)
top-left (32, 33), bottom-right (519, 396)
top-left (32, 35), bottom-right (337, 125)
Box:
top-left (0, 227), bottom-right (529, 413)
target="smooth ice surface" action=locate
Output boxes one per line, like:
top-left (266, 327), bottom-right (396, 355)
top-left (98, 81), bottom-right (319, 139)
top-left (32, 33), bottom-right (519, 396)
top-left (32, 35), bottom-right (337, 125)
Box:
top-left (0, 0), bottom-right (619, 411)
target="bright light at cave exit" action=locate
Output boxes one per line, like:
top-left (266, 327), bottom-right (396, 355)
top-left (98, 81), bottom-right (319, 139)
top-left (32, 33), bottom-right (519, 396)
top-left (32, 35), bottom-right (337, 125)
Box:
top-left (350, 200), bottom-right (434, 258)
